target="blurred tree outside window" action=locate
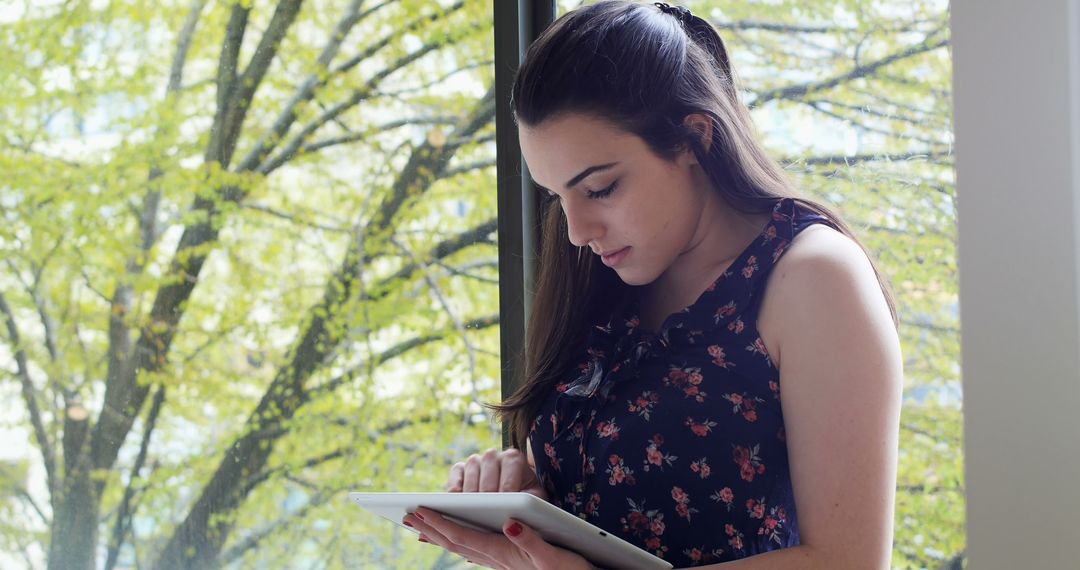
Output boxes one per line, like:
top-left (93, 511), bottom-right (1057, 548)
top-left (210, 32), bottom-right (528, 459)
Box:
top-left (1, 0), bottom-right (500, 568)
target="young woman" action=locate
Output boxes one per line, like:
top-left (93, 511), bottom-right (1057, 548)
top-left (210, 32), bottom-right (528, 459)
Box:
top-left (402, 2), bottom-right (903, 568)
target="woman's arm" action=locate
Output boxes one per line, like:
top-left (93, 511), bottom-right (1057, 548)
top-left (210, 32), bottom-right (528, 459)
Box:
top-left (712, 226), bottom-right (903, 570)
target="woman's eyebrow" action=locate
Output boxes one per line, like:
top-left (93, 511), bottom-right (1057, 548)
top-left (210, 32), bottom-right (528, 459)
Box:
top-left (564, 162), bottom-right (618, 189)
top-left (533, 162), bottom-right (619, 194)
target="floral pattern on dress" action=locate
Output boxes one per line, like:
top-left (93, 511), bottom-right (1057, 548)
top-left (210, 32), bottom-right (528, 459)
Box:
top-left (722, 392), bottom-right (765, 422)
top-left (643, 434), bottom-right (677, 472)
top-left (620, 498), bottom-right (669, 559)
top-left (627, 390), bottom-right (661, 420)
top-left (606, 454), bottom-right (637, 486)
top-left (662, 365), bottom-right (708, 402)
top-left (530, 198), bottom-right (833, 567)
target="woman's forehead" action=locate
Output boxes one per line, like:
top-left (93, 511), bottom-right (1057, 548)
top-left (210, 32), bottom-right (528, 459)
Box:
top-left (520, 112), bottom-right (627, 142)
top-left (519, 114), bottom-right (644, 182)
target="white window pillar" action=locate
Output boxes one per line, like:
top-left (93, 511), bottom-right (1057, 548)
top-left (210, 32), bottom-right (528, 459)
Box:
top-left (952, 0), bottom-right (1080, 567)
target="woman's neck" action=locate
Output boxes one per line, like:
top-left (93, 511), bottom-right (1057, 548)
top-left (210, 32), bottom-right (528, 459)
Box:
top-left (638, 193), bottom-right (771, 331)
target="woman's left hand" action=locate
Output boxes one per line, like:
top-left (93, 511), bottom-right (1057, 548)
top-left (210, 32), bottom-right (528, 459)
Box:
top-left (404, 507), bottom-right (597, 570)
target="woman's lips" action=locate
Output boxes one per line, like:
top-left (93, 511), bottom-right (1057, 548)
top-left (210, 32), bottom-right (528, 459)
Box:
top-left (600, 246), bottom-right (630, 267)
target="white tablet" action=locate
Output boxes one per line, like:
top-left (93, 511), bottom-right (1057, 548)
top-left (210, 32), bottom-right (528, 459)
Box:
top-left (348, 492), bottom-right (673, 570)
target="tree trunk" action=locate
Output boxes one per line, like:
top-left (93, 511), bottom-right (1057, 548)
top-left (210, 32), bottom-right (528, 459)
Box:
top-left (47, 469), bottom-right (99, 570)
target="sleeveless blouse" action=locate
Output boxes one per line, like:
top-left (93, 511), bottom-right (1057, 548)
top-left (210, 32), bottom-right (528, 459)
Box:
top-left (528, 198), bottom-right (835, 567)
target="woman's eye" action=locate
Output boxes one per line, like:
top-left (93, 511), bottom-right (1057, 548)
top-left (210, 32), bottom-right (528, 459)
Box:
top-left (586, 181), bottom-right (617, 200)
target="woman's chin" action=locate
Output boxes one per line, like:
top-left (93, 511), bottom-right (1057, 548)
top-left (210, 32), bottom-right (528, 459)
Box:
top-left (612, 267), bottom-right (656, 287)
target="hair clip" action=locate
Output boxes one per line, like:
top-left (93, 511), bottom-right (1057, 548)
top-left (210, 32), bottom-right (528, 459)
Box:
top-left (654, 2), bottom-right (694, 25)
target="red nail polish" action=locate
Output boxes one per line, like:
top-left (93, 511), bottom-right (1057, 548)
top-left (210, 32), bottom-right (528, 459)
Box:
top-left (506, 522), bottom-right (523, 537)
top-left (418, 535), bottom-right (429, 543)
top-left (415, 511), bottom-right (426, 521)
top-left (403, 520), bottom-right (413, 528)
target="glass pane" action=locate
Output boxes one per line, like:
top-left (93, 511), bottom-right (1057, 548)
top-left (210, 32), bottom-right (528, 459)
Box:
top-left (706, 1), bottom-right (961, 568)
top-left (0, 0), bottom-right (498, 568)
top-left (554, 1), bottom-right (960, 568)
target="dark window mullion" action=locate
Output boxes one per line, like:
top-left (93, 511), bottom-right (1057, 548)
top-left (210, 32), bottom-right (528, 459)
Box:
top-left (494, 1), bottom-right (556, 448)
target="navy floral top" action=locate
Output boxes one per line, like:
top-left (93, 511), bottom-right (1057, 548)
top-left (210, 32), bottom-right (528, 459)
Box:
top-left (528, 198), bottom-right (835, 568)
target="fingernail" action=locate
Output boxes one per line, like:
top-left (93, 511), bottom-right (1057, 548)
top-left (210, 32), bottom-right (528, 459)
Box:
top-left (506, 522), bottom-right (523, 537)
top-left (418, 535), bottom-right (429, 543)
top-left (415, 511), bottom-right (426, 521)
top-left (403, 519), bottom-right (413, 528)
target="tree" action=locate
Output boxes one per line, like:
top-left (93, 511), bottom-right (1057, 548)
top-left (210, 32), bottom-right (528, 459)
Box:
top-left (3, 1), bottom-right (500, 568)
top-left (0, 0), bottom-right (960, 568)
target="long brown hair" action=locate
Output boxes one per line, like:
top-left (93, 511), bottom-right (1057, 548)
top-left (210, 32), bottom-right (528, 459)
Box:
top-left (491, 1), bottom-right (898, 451)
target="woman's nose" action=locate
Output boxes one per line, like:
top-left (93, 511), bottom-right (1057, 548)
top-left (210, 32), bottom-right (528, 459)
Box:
top-left (563, 202), bottom-right (603, 248)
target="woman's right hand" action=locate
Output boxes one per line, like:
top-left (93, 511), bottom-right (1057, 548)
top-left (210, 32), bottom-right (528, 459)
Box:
top-left (446, 447), bottom-right (547, 500)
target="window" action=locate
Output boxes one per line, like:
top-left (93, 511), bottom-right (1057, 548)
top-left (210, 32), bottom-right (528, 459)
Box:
top-left (3, 0), bottom-right (972, 568)
top-left (0, 1), bottom-right (498, 568)
top-left (572, 0), bottom-right (959, 567)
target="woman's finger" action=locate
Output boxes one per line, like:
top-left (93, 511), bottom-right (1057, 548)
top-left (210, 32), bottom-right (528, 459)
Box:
top-left (446, 461), bottom-right (466, 492)
top-left (478, 448), bottom-right (503, 492)
top-left (497, 449), bottom-right (526, 492)
top-left (407, 509), bottom-right (516, 567)
top-left (502, 518), bottom-right (594, 570)
top-left (462, 453), bottom-right (482, 492)
top-left (405, 511), bottom-right (494, 567)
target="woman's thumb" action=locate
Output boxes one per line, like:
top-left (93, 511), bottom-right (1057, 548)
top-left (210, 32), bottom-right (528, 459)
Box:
top-left (503, 519), bottom-right (541, 552)
top-left (504, 519), bottom-right (597, 570)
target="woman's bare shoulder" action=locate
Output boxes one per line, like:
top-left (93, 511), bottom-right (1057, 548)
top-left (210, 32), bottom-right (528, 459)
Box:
top-left (757, 223), bottom-right (885, 368)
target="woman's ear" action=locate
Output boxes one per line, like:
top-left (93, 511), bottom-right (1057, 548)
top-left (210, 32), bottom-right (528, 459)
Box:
top-left (681, 113), bottom-right (714, 164)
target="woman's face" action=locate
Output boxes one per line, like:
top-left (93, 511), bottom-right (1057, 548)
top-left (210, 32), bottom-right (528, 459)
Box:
top-left (518, 112), bottom-right (711, 286)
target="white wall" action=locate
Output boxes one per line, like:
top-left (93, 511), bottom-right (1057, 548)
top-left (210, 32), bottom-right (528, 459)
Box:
top-left (952, 1), bottom-right (1080, 567)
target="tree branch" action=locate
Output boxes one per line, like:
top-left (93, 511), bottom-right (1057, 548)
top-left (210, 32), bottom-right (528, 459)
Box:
top-left (205, 2), bottom-right (250, 165)
top-left (363, 218), bottom-right (497, 303)
top-left (235, 0), bottom-right (403, 172)
top-left (257, 15), bottom-right (483, 175)
top-left (808, 97), bottom-right (939, 127)
top-left (4, 256), bottom-right (63, 376)
top-left (241, 414), bottom-right (445, 501)
top-left (713, 19), bottom-right (856, 34)
top-left (376, 59), bottom-right (494, 99)
top-left (298, 115), bottom-right (461, 156)
top-left (329, 1), bottom-right (464, 78)
top-left (803, 100), bottom-right (946, 147)
top-left (432, 259), bottom-right (499, 285)
top-left (0, 291), bottom-right (58, 503)
top-left (167, 0), bottom-right (209, 94)
top-left (391, 237), bottom-right (488, 427)
top-left (103, 385), bottom-right (166, 570)
top-left (215, 488), bottom-right (327, 567)
top-left (241, 203), bottom-right (352, 234)
top-left (220, 0), bottom-right (306, 163)
top-left (443, 158), bottom-right (496, 179)
top-left (782, 149), bottom-right (952, 169)
top-left (900, 318), bottom-right (959, 335)
top-left (313, 314), bottom-right (499, 397)
top-left (753, 34), bottom-right (950, 106)
top-left (0, 462), bottom-right (48, 525)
